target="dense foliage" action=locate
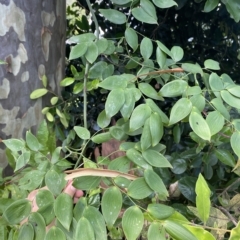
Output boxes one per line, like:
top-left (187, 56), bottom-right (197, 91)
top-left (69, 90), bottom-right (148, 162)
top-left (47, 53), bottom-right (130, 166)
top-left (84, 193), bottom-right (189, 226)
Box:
top-left (1, 0), bottom-right (240, 239)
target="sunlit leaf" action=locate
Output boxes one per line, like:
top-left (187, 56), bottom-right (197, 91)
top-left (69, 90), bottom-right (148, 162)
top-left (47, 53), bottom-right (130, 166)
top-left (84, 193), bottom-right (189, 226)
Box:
top-left (30, 88), bottom-right (48, 99)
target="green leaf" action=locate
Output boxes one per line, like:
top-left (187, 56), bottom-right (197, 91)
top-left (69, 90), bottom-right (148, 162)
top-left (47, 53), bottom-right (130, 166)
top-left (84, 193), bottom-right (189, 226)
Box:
top-left (152, 0), bottom-right (177, 8)
top-left (142, 149), bottom-right (172, 168)
top-left (73, 176), bottom-right (102, 190)
top-left (28, 212), bottom-right (46, 240)
top-left (132, 0), bottom-right (158, 24)
top-left (156, 47), bottom-right (166, 68)
top-left (15, 150), bottom-right (31, 171)
top-left (44, 227), bottom-right (65, 240)
top-left (114, 176), bottom-right (131, 188)
top-left (105, 88), bottom-right (125, 118)
top-left (126, 148), bottom-right (151, 169)
top-left (97, 110), bottom-right (111, 129)
top-left (186, 86), bottom-right (202, 96)
top-left (42, 75), bottom-right (47, 88)
top-left (26, 131), bottom-right (40, 151)
top-left (203, 0), bottom-right (219, 12)
top-left (171, 46), bottom-right (184, 62)
top-left (96, 38), bottom-right (108, 54)
top-left (54, 193), bottom-right (73, 230)
top-left (3, 199), bottom-right (31, 225)
top-left (141, 119), bottom-right (152, 151)
top-left (83, 206), bottom-right (107, 240)
top-left (206, 111), bottom-right (224, 136)
top-left (159, 80), bottom-right (188, 97)
top-left (150, 112), bottom-right (163, 146)
top-left (102, 187), bottom-right (122, 227)
top-left (99, 74), bottom-right (133, 90)
top-left (182, 63), bottom-right (203, 76)
top-left (209, 73), bottom-right (224, 95)
top-left (204, 59), bottom-right (220, 70)
top-left (189, 109), bottom-right (211, 141)
top-left (224, 0), bottom-right (240, 23)
top-left (69, 42), bottom-right (88, 60)
top-left (170, 158), bottom-right (187, 174)
top-left (109, 156), bottom-right (131, 173)
top-left (18, 224), bottom-right (34, 240)
top-left (128, 177), bottom-right (153, 199)
top-left (112, 0), bottom-right (131, 4)
top-left (30, 88), bottom-right (48, 99)
top-left (140, 37), bottom-right (153, 60)
top-left (183, 224), bottom-right (215, 240)
top-left (45, 169), bottom-right (66, 196)
top-left (145, 99), bottom-right (169, 124)
top-left (227, 85), bottom-right (240, 98)
top-left (109, 126), bottom-right (126, 141)
top-left (75, 217), bottom-right (95, 240)
top-left (221, 90), bottom-right (240, 109)
top-left (144, 169), bottom-right (168, 199)
top-left (214, 149), bottom-right (235, 167)
top-left (85, 42), bottom-right (98, 64)
top-left (230, 221), bottom-right (240, 240)
top-left (60, 77), bottom-right (75, 87)
top-left (129, 104), bottom-right (151, 131)
top-left (211, 98), bottom-right (230, 120)
top-left (122, 206), bottom-right (144, 240)
top-left (92, 132), bottom-right (112, 144)
top-left (68, 33), bottom-right (96, 44)
top-left (103, 40), bottom-right (116, 55)
top-left (163, 220), bottom-right (198, 240)
top-left (231, 131), bottom-right (240, 158)
top-left (50, 97), bottom-right (58, 105)
top-left (74, 126), bottom-right (91, 140)
top-left (156, 40), bottom-right (172, 57)
top-left (138, 82), bottom-right (163, 100)
top-left (36, 190), bottom-right (54, 209)
top-left (120, 88), bottom-right (135, 121)
top-left (195, 174), bottom-right (211, 224)
top-left (148, 222), bottom-right (165, 240)
top-left (190, 94), bottom-right (205, 112)
top-left (3, 139), bottom-right (25, 152)
top-left (169, 98), bottom-right (192, 125)
top-left (99, 9), bottom-right (126, 24)
top-left (147, 203), bottom-right (174, 220)
top-left (125, 28), bottom-right (138, 51)
top-left (178, 177), bottom-right (197, 202)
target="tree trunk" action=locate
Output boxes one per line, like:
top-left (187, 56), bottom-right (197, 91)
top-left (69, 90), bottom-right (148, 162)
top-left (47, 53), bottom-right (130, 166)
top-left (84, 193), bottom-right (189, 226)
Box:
top-left (0, 0), bottom-right (66, 169)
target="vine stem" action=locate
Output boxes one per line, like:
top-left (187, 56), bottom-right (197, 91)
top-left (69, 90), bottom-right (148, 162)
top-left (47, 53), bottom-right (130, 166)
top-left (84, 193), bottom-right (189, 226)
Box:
top-left (75, 0), bottom-right (99, 169)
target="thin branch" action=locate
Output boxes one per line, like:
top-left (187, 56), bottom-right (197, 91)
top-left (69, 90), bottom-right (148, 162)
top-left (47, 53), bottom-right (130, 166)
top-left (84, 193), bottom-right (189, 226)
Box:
top-left (218, 206), bottom-right (237, 226)
top-left (86, 0), bottom-right (99, 40)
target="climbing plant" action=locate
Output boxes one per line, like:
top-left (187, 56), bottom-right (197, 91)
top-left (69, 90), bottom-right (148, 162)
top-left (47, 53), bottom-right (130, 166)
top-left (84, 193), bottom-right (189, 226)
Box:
top-left (1, 0), bottom-right (240, 239)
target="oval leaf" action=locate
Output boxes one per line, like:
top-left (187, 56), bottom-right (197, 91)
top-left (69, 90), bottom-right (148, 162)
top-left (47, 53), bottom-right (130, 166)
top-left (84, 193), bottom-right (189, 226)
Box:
top-left (171, 46), bottom-right (184, 62)
top-left (99, 9), bottom-right (126, 24)
top-left (102, 187), bottom-right (122, 227)
top-left (125, 28), bottom-right (138, 51)
top-left (150, 112), bottom-right (163, 146)
top-left (85, 42), bottom-right (98, 64)
top-left (75, 217), bottom-right (95, 240)
top-left (30, 88), bottom-right (48, 99)
top-left (18, 223), bottom-right (34, 240)
top-left (97, 110), bottom-right (111, 128)
top-left (214, 149), bottom-right (235, 167)
top-left (122, 206), bottom-right (144, 240)
top-left (140, 37), bottom-right (153, 60)
top-left (206, 111), bottom-right (224, 136)
top-left (221, 90), bottom-right (240, 109)
top-left (230, 131), bottom-right (240, 158)
top-left (73, 176), bottom-right (102, 190)
top-left (28, 212), bottom-right (46, 240)
top-left (69, 42), bottom-right (88, 60)
top-left (204, 59), bottom-right (220, 70)
top-left (74, 126), bottom-right (90, 140)
top-left (126, 148), bottom-right (151, 169)
top-left (45, 227), bottom-right (66, 240)
top-left (147, 203), bottom-right (174, 220)
top-left (159, 80), bottom-right (188, 97)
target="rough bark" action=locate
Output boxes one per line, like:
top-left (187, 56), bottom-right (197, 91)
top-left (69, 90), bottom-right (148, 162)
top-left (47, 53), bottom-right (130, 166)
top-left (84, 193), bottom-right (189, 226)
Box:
top-left (0, 0), bottom-right (66, 168)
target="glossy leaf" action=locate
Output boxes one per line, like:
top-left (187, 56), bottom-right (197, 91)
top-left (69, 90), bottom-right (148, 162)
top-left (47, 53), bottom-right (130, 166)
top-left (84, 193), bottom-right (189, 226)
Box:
top-left (50, 96), bottom-right (58, 105)
top-left (140, 37), bottom-right (153, 60)
top-left (85, 42), bottom-right (98, 64)
top-left (159, 80), bottom-right (188, 97)
top-left (153, 0), bottom-right (177, 8)
top-left (139, 82), bottom-right (162, 100)
top-left (178, 177), bottom-right (196, 203)
top-left (74, 126), bottom-right (90, 140)
top-left (126, 148), bottom-right (151, 169)
top-left (60, 77), bottom-right (75, 87)
top-left (221, 90), bottom-right (240, 109)
top-left (195, 174), bottom-right (211, 224)
top-left (204, 59), bottom-right (220, 69)
top-left (163, 220), bottom-right (198, 240)
top-left (148, 222), bottom-right (165, 240)
top-left (129, 104), bottom-right (151, 131)
top-left (150, 112), bottom-right (163, 146)
top-left (206, 111), bottom-right (224, 136)
top-left (69, 42), bottom-right (88, 60)
top-left (142, 149), bottom-right (172, 168)
top-left (132, 0), bottom-right (158, 24)
top-left (73, 176), bottom-right (102, 190)
top-left (141, 119), bottom-right (152, 151)
top-left (147, 203), bottom-right (174, 220)
top-left (169, 98), bottom-right (192, 125)
top-left (75, 217), bottom-right (95, 240)
top-left (231, 131), bottom-right (240, 158)
top-left (189, 109), bottom-right (211, 141)
top-left (125, 28), bottom-right (138, 51)
top-left (28, 212), bottom-right (46, 240)
top-left (122, 206), bottom-right (144, 240)
top-left (83, 206), bottom-right (107, 240)
top-left (99, 9), bottom-right (126, 24)
top-left (30, 88), bottom-right (48, 99)
top-left (44, 227), bottom-right (65, 240)
top-left (171, 46), bottom-right (184, 62)
top-left (18, 223), bottom-right (34, 240)
top-left (3, 199), bottom-right (31, 225)
top-left (102, 187), bottom-right (122, 227)
top-left (54, 193), bottom-right (73, 230)
top-left (128, 177), bottom-right (153, 199)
